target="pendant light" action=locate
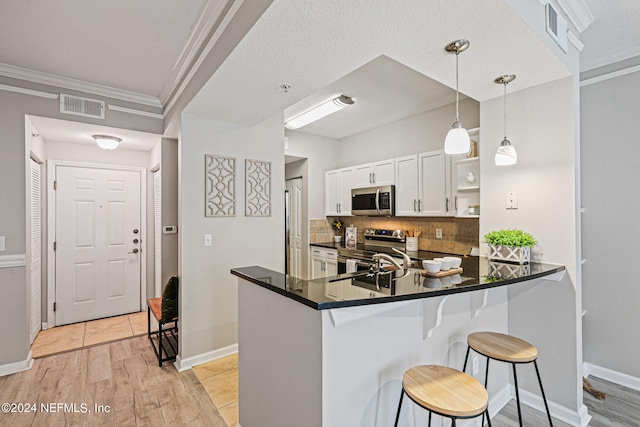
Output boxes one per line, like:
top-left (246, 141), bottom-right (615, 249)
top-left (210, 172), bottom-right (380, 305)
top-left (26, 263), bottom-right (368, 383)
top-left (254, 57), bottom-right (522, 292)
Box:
top-left (494, 75), bottom-right (517, 166)
top-left (444, 39), bottom-right (471, 155)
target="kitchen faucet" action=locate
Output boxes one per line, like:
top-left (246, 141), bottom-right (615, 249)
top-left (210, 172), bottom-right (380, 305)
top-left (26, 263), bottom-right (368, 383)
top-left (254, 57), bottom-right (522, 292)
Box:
top-left (371, 253), bottom-right (403, 271)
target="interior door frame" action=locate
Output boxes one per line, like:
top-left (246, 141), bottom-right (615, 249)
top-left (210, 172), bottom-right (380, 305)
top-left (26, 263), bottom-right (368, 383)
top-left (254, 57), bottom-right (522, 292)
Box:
top-left (46, 160), bottom-right (147, 327)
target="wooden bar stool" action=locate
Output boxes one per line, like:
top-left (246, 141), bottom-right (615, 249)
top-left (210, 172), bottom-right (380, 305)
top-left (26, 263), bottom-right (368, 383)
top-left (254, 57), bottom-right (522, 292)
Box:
top-left (394, 365), bottom-right (491, 427)
top-left (463, 331), bottom-right (553, 426)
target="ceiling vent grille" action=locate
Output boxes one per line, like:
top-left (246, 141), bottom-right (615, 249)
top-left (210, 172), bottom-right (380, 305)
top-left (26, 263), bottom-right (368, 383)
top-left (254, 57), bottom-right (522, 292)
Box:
top-left (545, 3), bottom-right (568, 53)
top-left (59, 94), bottom-right (105, 119)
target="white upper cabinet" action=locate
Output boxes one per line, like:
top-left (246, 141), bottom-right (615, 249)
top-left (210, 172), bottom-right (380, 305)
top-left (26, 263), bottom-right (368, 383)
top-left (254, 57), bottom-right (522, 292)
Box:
top-left (325, 167), bottom-right (354, 216)
top-left (395, 150), bottom-right (448, 217)
top-left (395, 155), bottom-right (419, 216)
top-left (418, 151), bottom-right (447, 216)
top-left (352, 159), bottom-right (395, 188)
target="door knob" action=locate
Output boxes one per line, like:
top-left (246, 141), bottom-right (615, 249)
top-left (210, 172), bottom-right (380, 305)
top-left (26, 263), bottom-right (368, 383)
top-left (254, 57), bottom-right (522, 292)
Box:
top-left (133, 229), bottom-right (139, 234)
top-left (128, 248), bottom-right (139, 254)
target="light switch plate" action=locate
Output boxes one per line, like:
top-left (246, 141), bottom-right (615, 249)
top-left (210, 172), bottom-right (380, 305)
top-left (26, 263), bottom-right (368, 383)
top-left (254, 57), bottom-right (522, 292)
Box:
top-left (506, 192), bottom-right (518, 209)
top-left (435, 229), bottom-right (442, 239)
top-left (0, 236), bottom-right (5, 252)
top-left (204, 234), bottom-right (213, 247)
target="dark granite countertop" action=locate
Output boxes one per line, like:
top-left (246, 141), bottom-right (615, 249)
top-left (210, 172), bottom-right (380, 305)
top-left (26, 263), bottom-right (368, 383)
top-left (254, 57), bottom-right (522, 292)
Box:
top-left (231, 257), bottom-right (565, 310)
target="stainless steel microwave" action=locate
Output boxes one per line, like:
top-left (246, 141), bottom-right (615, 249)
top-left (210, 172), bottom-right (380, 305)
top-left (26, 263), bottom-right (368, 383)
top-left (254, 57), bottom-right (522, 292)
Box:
top-left (351, 185), bottom-right (395, 216)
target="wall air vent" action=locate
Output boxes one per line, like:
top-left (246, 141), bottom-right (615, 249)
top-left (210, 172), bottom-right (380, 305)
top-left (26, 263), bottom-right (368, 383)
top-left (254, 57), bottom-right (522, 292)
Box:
top-left (59, 94), bottom-right (105, 119)
top-left (546, 2), bottom-right (568, 53)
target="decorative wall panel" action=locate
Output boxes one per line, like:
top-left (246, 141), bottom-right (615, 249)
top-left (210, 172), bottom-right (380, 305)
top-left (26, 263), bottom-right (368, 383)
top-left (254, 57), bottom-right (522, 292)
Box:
top-left (205, 155), bottom-right (236, 217)
top-left (245, 159), bottom-right (271, 217)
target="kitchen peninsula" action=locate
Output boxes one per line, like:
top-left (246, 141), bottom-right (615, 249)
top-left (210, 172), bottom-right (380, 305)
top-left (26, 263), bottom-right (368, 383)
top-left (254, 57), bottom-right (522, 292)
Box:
top-left (231, 258), bottom-right (564, 427)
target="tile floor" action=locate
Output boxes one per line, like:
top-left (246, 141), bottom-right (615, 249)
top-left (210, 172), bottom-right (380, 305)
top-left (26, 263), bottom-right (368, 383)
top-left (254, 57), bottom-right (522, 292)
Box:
top-left (30, 311), bottom-right (153, 358)
top-left (193, 353), bottom-right (239, 427)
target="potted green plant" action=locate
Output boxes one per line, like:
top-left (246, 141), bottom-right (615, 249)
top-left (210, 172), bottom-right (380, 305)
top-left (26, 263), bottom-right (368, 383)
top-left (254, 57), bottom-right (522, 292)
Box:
top-left (483, 229), bottom-right (537, 264)
top-left (331, 219), bottom-right (343, 243)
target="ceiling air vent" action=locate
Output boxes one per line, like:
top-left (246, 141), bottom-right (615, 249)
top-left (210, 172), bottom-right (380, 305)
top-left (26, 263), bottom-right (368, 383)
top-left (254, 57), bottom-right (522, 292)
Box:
top-left (545, 2), bottom-right (568, 53)
top-left (59, 94), bottom-right (105, 119)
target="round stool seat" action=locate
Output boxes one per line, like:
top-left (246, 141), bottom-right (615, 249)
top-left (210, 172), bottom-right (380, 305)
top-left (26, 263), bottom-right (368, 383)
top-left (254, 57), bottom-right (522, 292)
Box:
top-left (468, 332), bottom-right (537, 363)
top-left (403, 365), bottom-right (488, 418)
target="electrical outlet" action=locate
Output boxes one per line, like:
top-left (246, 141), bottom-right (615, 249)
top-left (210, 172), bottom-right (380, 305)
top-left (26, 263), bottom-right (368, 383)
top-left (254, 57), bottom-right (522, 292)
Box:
top-left (506, 191), bottom-right (518, 209)
top-left (472, 355), bottom-right (479, 375)
top-left (435, 229), bottom-right (442, 239)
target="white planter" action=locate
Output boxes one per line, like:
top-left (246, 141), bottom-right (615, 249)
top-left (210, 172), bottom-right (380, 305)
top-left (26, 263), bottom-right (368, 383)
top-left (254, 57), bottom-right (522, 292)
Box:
top-left (488, 245), bottom-right (531, 264)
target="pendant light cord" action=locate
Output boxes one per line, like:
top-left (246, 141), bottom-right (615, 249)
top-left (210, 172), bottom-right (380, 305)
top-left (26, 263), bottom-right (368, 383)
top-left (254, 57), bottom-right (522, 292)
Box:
top-left (455, 52), bottom-right (460, 122)
top-left (503, 82), bottom-right (507, 139)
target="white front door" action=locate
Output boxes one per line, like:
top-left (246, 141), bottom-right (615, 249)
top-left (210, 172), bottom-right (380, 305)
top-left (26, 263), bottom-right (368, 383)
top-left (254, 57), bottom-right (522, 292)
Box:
top-left (55, 165), bottom-right (141, 325)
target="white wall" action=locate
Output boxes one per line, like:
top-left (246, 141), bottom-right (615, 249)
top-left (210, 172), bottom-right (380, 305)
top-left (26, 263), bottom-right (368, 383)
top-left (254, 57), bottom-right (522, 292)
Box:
top-left (581, 68), bottom-right (640, 378)
top-left (480, 77), bottom-right (582, 414)
top-left (285, 131), bottom-right (339, 219)
top-left (337, 98), bottom-right (479, 167)
top-left (178, 112), bottom-right (285, 362)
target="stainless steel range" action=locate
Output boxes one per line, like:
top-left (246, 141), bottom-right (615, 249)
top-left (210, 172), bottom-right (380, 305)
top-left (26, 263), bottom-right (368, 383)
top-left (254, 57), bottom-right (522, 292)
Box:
top-left (337, 228), bottom-right (408, 274)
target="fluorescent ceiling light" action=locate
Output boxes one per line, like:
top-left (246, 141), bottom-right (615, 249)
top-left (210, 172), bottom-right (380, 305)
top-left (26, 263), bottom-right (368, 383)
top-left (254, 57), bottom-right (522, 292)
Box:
top-left (285, 95), bottom-right (354, 129)
top-left (93, 135), bottom-right (121, 150)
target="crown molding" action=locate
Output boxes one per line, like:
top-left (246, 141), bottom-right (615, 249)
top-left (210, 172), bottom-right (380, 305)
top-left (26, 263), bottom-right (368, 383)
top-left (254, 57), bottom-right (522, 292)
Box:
top-left (553, 0), bottom-right (594, 33)
top-left (567, 30), bottom-right (584, 52)
top-left (158, 0), bottom-right (231, 105)
top-left (581, 41), bottom-right (640, 72)
top-left (107, 104), bottom-right (163, 119)
top-left (0, 83), bottom-right (58, 99)
top-left (0, 63), bottom-right (162, 108)
top-left (580, 63), bottom-right (640, 87)
top-left (163, 0), bottom-right (245, 116)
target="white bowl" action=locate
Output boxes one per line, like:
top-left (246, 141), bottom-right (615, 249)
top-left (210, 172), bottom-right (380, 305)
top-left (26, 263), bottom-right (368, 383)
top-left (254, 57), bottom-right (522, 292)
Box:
top-left (441, 276), bottom-right (453, 287)
top-left (450, 274), bottom-right (462, 285)
top-left (433, 258), bottom-right (452, 271)
top-left (422, 260), bottom-right (442, 274)
top-left (443, 256), bottom-right (462, 269)
top-left (424, 278), bottom-right (442, 289)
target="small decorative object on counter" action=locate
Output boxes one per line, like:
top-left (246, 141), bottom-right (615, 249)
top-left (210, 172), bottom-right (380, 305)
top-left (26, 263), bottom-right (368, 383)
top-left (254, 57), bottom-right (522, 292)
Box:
top-left (345, 226), bottom-right (357, 247)
top-left (332, 219), bottom-right (343, 243)
top-left (483, 229), bottom-right (537, 264)
top-left (406, 237), bottom-right (418, 251)
top-left (469, 204), bottom-right (480, 215)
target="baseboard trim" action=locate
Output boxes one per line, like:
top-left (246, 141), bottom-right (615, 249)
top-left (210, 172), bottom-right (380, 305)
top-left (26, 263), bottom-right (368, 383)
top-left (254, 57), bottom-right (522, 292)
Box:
top-left (509, 385), bottom-right (591, 427)
top-left (456, 385), bottom-right (511, 426)
top-left (583, 362), bottom-right (640, 392)
top-left (0, 351), bottom-right (33, 377)
top-left (174, 343), bottom-right (238, 372)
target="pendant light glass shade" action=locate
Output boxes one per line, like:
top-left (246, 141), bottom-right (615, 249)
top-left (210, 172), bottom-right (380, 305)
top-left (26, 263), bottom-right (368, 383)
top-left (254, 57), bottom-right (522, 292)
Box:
top-left (494, 75), bottom-right (516, 166)
top-left (444, 40), bottom-right (470, 155)
top-left (495, 137), bottom-right (517, 165)
top-left (445, 121), bottom-right (471, 154)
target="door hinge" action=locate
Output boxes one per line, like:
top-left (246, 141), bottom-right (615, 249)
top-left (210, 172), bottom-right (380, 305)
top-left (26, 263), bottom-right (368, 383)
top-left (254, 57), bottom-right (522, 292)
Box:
top-left (53, 241), bottom-right (56, 251)
top-left (54, 180), bottom-right (57, 190)
top-left (53, 302), bottom-right (56, 312)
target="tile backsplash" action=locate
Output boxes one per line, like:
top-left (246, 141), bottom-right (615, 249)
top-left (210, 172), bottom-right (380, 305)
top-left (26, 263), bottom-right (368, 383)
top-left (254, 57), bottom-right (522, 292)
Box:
top-left (313, 216), bottom-right (479, 256)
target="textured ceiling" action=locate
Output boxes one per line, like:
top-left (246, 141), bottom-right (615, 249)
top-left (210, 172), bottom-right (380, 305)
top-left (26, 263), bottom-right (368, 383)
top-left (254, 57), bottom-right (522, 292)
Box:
top-left (185, 0), bottom-right (571, 132)
top-left (0, 0), bottom-right (207, 99)
top-left (580, 0), bottom-right (640, 70)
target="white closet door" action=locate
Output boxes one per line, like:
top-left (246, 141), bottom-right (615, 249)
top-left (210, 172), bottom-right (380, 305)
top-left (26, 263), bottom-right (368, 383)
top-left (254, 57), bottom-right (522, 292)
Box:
top-left (30, 158), bottom-right (42, 343)
top-left (154, 170), bottom-right (162, 297)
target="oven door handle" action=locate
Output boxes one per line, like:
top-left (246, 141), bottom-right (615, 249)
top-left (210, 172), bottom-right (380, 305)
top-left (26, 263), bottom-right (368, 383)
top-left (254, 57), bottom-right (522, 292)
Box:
top-left (375, 188), bottom-right (380, 214)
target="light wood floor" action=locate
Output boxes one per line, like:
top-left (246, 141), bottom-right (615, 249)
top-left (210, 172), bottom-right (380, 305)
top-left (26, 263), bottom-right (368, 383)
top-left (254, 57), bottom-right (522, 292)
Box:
top-left (22, 318), bottom-right (640, 427)
top-left (0, 335), bottom-right (227, 427)
top-left (31, 311), bottom-right (152, 358)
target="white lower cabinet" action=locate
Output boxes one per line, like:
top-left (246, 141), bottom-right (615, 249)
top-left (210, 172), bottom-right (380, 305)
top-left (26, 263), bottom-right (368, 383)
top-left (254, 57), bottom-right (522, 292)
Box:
top-left (395, 150), bottom-right (448, 216)
top-left (311, 247), bottom-right (338, 279)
